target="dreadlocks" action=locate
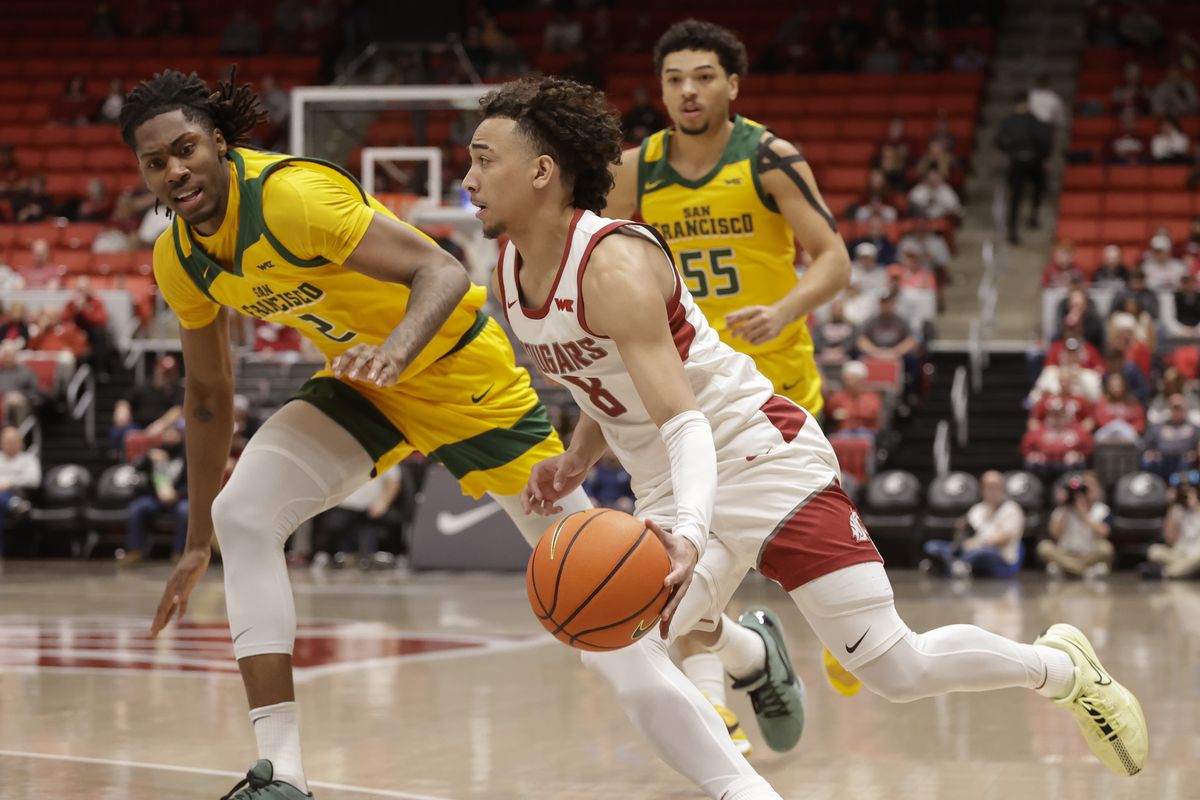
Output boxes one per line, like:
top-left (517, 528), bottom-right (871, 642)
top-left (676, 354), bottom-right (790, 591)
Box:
top-left (119, 67), bottom-right (269, 151)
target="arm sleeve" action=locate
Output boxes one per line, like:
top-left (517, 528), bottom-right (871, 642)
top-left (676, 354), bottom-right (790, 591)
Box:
top-left (262, 167), bottom-right (378, 265)
top-left (660, 409), bottom-right (716, 557)
top-left (152, 234), bottom-right (221, 330)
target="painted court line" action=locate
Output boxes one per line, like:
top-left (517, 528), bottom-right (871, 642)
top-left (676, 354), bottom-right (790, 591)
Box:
top-left (0, 750), bottom-right (452, 800)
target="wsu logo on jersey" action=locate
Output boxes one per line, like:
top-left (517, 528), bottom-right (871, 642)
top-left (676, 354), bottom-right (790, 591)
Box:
top-left (849, 511), bottom-right (871, 543)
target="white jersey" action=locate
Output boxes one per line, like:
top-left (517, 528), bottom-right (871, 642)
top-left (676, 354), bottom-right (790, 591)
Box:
top-left (498, 209), bottom-right (790, 502)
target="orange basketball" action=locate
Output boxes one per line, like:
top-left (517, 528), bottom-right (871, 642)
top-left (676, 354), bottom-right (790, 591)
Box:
top-left (526, 508), bottom-right (671, 651)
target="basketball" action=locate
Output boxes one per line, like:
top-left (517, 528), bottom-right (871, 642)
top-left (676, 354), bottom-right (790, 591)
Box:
top-left (526, 508), bottom-right (671, 651)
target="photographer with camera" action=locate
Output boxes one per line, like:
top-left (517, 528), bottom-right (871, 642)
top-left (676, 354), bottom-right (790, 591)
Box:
top-left (1141, 470), bottom-right (1200, 579)
top-left (1038, 473), bottom-right (1114, 579)
top-left (921, 471), bottom-right (1025, 579)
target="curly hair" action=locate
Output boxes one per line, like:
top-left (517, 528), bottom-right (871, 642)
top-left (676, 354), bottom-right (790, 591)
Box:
top-left (479, 76), bottom-right (622, 213)
top-left (119, 67), bottom-right (269, 151)
top-left (653, 19), bottom-right (748, 79)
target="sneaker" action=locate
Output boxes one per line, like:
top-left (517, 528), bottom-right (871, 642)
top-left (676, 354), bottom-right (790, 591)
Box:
top-left (822, 646), bottom-right (862, 697)
top-left (115, 549), bottom-right (144, 568)
top-left (950, 559), bottom-right (972, 580)
top-left (712, 702), bottom-right (753, 756)
top-left (1046, 561), bottom-right (1064, 579)
top-left (917, 558), bottom-right (934, 575)
top-left (220, 760), bottom-right (313, 799)
top-left (1034, 624), bottom-right (1148, 776)
top-left (731, 607), bottom-right (807, 752)
top-left (1082, 562), bottom-right (1110, 581)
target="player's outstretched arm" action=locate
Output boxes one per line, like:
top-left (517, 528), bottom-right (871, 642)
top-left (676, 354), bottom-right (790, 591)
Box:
top-left (727, 134), bottom-right (851, 345)
top-left (151, 308), bottom-right (235, 636)
top-left (332, 215), bottom-right (471, 386)
top-left (583, 233), bottom-right (717, 632)
top-left (604, 145), bottom-right (642, 220)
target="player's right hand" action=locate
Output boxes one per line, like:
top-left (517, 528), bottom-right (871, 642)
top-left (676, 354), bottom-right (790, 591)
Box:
top-left (521, 451), bottom-right (590, 515)
top-left (646, 519), bottom-right (699, 638)
top-left (150, 547), bottom-right (211, 637)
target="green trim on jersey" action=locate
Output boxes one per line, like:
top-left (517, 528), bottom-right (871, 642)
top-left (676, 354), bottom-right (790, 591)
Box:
top-left (290, 376), bottom-right (406, 475)
top-left (428, 402), bottom-right (553, 480)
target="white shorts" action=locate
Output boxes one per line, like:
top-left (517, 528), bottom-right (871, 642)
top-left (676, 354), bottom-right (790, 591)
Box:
top-left (637, 398), bottom-right (884, 640)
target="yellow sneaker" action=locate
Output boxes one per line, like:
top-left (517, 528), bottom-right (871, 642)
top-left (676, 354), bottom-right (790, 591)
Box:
top-left (1035, 623), bottom-right (1148, 776)
top-left (822, 646), bottom-right (862, 697)
top-left (712, 702), bottom-right (753, 757)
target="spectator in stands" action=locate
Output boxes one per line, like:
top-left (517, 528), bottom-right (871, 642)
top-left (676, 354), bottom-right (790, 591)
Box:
top-left (1108, 109), bottom-right (1148, 164)
top-left (64, 277), bottom-right (113, 379)
top-left (29, 306), bottom-right (87, 361)
top-left (1150, 117), bottom-right (1192, 164)
top-left (1091, 244), bottom-right (1132, 287)
top-left (910, 26), bottom-right (946, 73)
top-left (881, 7), bottom-right (908, 51)
top-left (87, 1), bottom-right (121, 38)
top-left (1039, 473), bottom-right (1113, 579)
top-left (21, 240), bottom-right (62, 290)
top-left (857, 292), bottom-right (920, 399)
top-left (951, 40), bottom-right (989, 72)
top-left (876, 142), bottom-right (910, 194)
top-left (1153, 65), bottom-right (1199, 118)
top-left (1110, 311), bottom-right (1154, 378)
top-left (12, 175), bottom-right (54, 223)
top-left (1140, 234), bottom-right (1187, 289)
top-left (0, 341), bottom-right (40, 425)
top-left (0, 303), bottom-right (28, 348)
top-left (1041, 240), bottom-right (1085, 288)
top-left (897, 214), bottom-right (951, 273)
top-left (1148, 366), bottom-right (1197, 420)
top-left (1112, 269), bottom-right (1161, 318)
top-left (1029, 74), bottom-right (1067, 134)
top-left (996, 93), bottom-right (1051, 243)
top-left (220, 7), bottom-right (264, 55)
top-left (913, 139), bottom-right (958, 185)
top-left (1046, 334), bottom-right (1105, 374)
top-left (825, 2), bottom-right (870, 60)
top-left (311, 466), bottom-right (401, 569)
top-left (1021, 401), bottom-right (1094, 484)
top-left (1113, 62), bottom-right (1153, 118)
top-left (922, 470), bottom-right (1024, 579)
top-left (840, 282), bottom-right (880, 326)
top-left (96, 78), bottom-right (124, 125)
top-left (543, 10), bottom-right (583, 54)
top-left (813, 299), bottom-right (857, 369)
top-left (849, 214), bottom-right (897, 263)
top-left (907, 167), bottom-right (961, 221)
top-left (1142, 393), bottom-right (1200, 477)
top-left (75, 178), bottom-right (114, 223)
top-left (1055, 286), bottom-right (1104, 344)
top-left (1031, 346), bottom-right (1104, 403)
top-left (51, 76), bottom-right (94, 127)
top-left (826, 360), bottom-right (882, 438)
top-left (1142, 469), bottom-right (1200, 579)
top-left (862, 37), bottom-right (900, 74)
top-left (1029, 376), bottom-right (1094, 432)
top-left (1171, 273), bottom-right (1200, 336)
top-left (111, 355), bottom-right (183, 447)
top-left (0, 426), bottom-right (38, 559)
top-left (890, 243), bottom-right (937, 290)
top-left (852, 188), bottom-right (900, 225)
top-left (928, 110), bottom-right (957, 156)
top-left (621, 87), bottom-right (664, 145)
top-left (850, 242), bottom-right (888, 295)
top-left (1118, 4), bottom-right (1165, 51)
top-left (1093, 371), bottom-right (1146, 443)
top-left (584, 451), bottom-right (634, 513)
top-left (118, 422), bottom-right (187, 565)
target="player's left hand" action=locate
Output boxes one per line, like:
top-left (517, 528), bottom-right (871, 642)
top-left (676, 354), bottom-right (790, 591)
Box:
top-left (726, 305), bottom-right (789, 346)
top-left (646, 519), bottom-right (699, 638)
top-left (331, 344), bottom-right (407, 387)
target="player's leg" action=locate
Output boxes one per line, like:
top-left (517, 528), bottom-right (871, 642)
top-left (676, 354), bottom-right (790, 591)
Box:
top-left (214, 399), bottom-right (374, 797)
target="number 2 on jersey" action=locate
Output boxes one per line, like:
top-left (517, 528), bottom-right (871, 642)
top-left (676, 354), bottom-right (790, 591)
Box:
top-left (298, 313), bottom-right (357, 343)
top-left (678, 247), bottom-right (740, 299)
top-left (561, 375), bottom-right (627, 417)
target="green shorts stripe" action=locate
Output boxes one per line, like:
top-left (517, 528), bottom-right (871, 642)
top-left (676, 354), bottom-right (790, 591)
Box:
top-left (290, 376), bottom-right (405, 468)
top-left (437, 309), bottom-right (490, 362)
top-left (429, 402), bottom-right (552, 480)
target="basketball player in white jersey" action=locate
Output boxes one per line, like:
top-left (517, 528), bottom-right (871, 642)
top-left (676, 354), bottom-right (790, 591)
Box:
top-left (464, 76), bottom-right (1148, 799)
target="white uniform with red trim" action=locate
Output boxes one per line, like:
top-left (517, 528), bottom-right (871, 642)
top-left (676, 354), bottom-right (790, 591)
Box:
top-left (499, 210), bottom-right (888, 641)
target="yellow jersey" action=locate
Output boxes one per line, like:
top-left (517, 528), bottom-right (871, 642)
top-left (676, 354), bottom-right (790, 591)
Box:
top-left (153, 147), bottom-right (488, 383)
top-left (637, 116), bottom-right (823, 414)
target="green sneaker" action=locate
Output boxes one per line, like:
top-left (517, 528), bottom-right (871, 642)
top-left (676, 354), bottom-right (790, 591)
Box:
top-left (220, 760), bottom-right (313, 799)
top-left (731, 607), bottom-right (807, 752)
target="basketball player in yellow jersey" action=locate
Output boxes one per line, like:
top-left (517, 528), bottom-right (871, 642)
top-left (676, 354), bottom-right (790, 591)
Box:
top-left (607, 20), bottom-right (864, 710)
top-left (120, 70), bottom-right (588, 800)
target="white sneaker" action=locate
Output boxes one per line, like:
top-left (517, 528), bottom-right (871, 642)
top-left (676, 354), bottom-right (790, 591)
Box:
top-left (950, 560), bottom-right (972, 579)
top-left (1046, 562), bottom-right (1064, 579)
top-left (1082, 562), bottom-right (1110, 581)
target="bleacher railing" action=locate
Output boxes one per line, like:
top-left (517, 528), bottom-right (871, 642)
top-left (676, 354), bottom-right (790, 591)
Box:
top-left (66, 364), bottom-right (95, 446)
top-left (951, 365), bottom-right (969, 448)
top-left (934, 419), bottom-right (950, 477)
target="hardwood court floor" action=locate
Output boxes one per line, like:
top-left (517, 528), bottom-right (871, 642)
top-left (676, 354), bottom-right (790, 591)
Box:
top-left (0, 561), bottom-right (1192, 800)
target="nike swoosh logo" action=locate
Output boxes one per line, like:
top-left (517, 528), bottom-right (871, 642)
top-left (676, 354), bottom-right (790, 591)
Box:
top-left (471, 384), bottom-right (494, 404)
top-left (782, 380), bottom-right (800, 391)
top-left (631, 616), bottom-right (659, 639)
top-left (845, 626), bottom-right (871, 654)
top-left (1069, 640), bottom-right (1113, 686)
top-left (643, 179), bottom-right (665, 191)
top-left (435, 502), bottom-right (503, 536)
top-left (507, 299), bottom-right (518, 308)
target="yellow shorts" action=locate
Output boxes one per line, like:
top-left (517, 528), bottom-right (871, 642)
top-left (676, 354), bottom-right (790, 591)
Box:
top-left (291, 312), bottom-right (563, 498)
top-left (748, 341), bottom-right (825, 417)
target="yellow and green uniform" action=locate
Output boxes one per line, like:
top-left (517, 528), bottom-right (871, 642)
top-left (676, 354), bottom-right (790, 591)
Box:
top-left (153, 147), bottom-right (561, 497)
top-left (637, 115), bottom-right (823, 416)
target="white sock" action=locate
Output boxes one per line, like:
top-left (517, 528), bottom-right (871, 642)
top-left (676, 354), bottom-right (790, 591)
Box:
top-left (1034, 645), bottom-right (1078, 700)
top-left (681, 653), bottom-right (727, 706)
top-left (721, 775), bottom-right (784, 800)
top-left (708, 616), bottom-right (767, 681)
top-left (250, 701), bottom-right (308, 793)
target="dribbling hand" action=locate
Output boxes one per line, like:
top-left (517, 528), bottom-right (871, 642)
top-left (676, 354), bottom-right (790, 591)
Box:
top-left (646, 519), bottom-right (699, 638)
top-left (331, 344), bottom-right (406, 388)
top-left (150, 547), bottom-right (211, 637)
top-left (520, 451), bottom-right (591, 515)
